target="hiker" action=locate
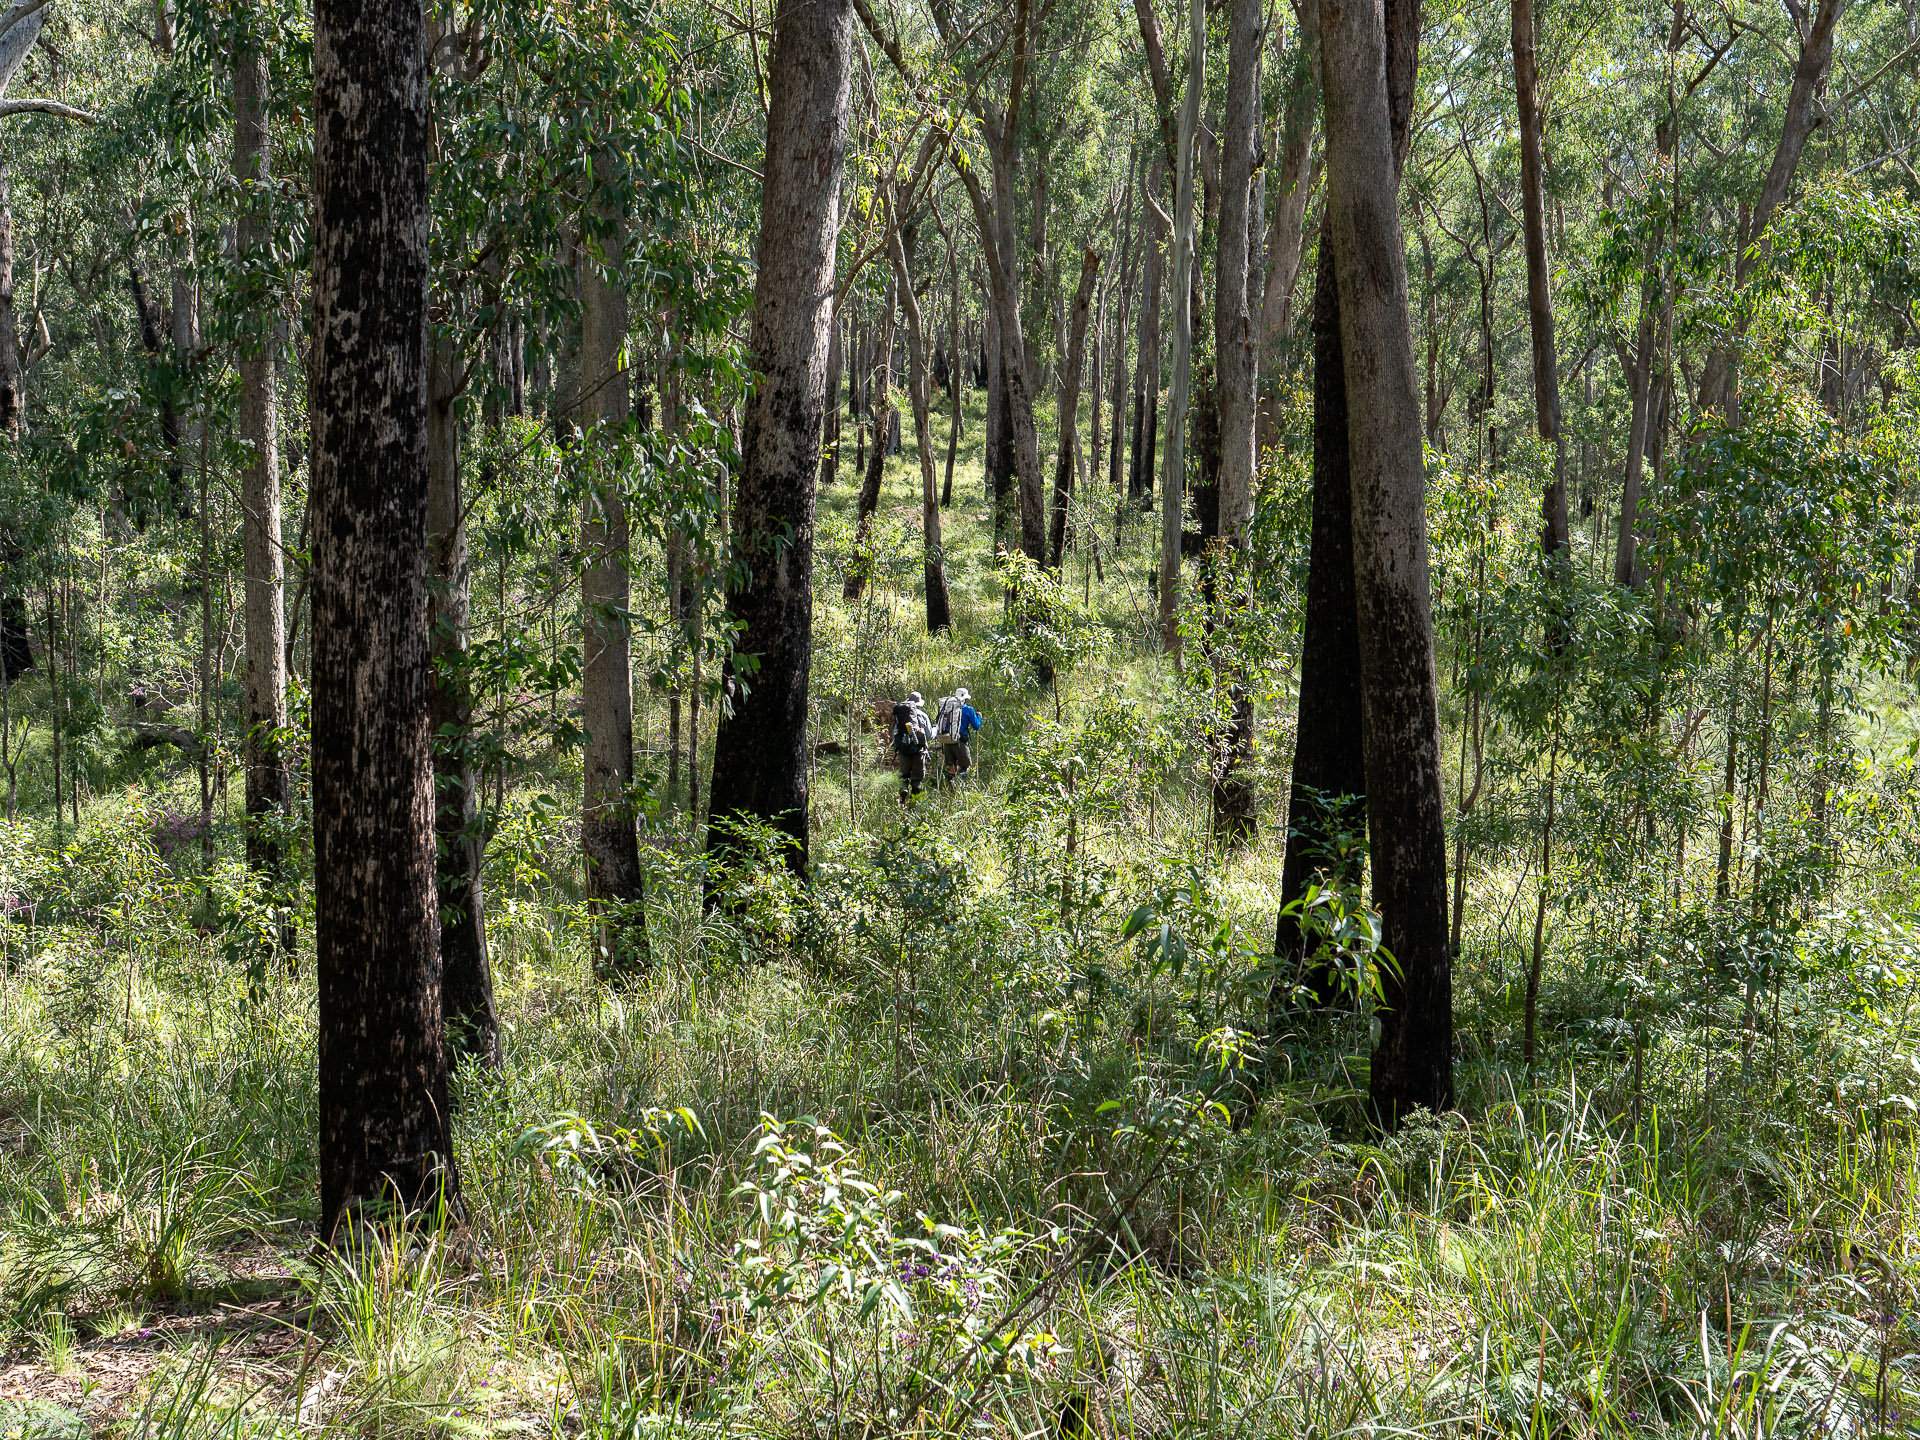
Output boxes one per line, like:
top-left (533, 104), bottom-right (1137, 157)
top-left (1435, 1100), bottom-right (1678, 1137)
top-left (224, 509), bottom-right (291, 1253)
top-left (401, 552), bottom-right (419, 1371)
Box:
top-left (892, 691), bottom-right (934, 802)
top-left (933, 688), bottom-right (984, 782)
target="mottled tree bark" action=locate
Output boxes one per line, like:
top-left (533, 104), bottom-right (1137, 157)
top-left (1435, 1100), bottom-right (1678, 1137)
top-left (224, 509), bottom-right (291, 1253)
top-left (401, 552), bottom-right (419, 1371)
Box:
top-left (311, 0), bottom-right (455, 1239)
top-left (233, 29), bottom-right (289, 887)
top-left (1321, 0), bottom-right (1450, 1124)
top-left (577, 175), bottom-right (646, 973)
top-left (705, 0), bottom-right (853, 878)
top-left (1048, 246), bottom-right (1101, 568)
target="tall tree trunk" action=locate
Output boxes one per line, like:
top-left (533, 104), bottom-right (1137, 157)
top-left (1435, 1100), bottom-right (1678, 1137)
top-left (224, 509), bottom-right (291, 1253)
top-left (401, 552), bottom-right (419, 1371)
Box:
top-left (1321, 0), bottom-right (1450, 1125)
top-left (233, 28), bottom-right (290, 890)
top-left (705, 0), bottom-right (853, 879)
top-left (1158, 0), bottom-right (1205, 653)
top-left (888, 220), bottom-right (953, 631)
top-left (312, 0), bottom-right (455, 1239)
top-left (1214, 0), bottom-right (1261, 550)
top-left (0, 154), bottom-right (18, 443)
top-left (1049, 246), bottom-right (1101, 568)
top-left (428, 339), bottom-right (499, 1069)
top-left (1276, 0), bottom-right (1416, 1006)
top-left (578, 175), bottom-right (646, 973)
top-left (985, 302), bottom-right (1014, 532)
top-left (844, 265), bottom-right (896, 600)
top-left (1129, 152), bottom-right (1165, 508)
top-left (0, 160), bottom-right (25, 679)
top-left (1209, 0), bottom-right (1263, 841)
top-left (1109, 165), bottom-right (1136, 501)
top-left (1512, 0), bottom-right (1567, 557)
top-left (941, 212), bottom-right (962, 508)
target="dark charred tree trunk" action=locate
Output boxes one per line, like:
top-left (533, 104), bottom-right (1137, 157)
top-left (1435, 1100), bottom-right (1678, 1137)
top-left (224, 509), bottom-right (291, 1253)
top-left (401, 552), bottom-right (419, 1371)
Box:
top-left (311, 0), bottom-right (456, 1239)
top-left (1272, 246), bottom-right (1370, 997)
top-left (986, 304), bottom-right (1015, 538)
top-left (1130, 150), bottom-right (1165, 510)
top-left (705, 0), bottom-right (853, 880)
top-left (1512, 0), bottom-right (1567, 559)
top-left (234, 28), bottom-right (291, 892)
top-left (1322, 0), bottom-right (1451, 1127)
top-left (1048, 246), bottom-right (1101, 568)
top-left (1276, 0), bottom-right (1418, 1008)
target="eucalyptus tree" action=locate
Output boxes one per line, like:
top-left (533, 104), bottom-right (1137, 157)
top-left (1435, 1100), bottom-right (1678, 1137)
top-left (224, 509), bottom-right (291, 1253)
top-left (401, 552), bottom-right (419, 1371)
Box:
top-left (705, 0), bottom-right (855, 877)
top-left (886, 210), bottom-right (954, 631)
top-left (230, 6), bottom-right (288, 892)
top-left (310, 0), bottom-right (454, 1238)
top-left (1319, 0), bottom-right (1450, 1124)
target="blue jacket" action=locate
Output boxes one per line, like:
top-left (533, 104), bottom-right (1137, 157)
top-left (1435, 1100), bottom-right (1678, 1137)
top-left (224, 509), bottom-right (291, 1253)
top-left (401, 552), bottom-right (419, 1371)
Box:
top-left (959, 705), bottom-right (983, 740)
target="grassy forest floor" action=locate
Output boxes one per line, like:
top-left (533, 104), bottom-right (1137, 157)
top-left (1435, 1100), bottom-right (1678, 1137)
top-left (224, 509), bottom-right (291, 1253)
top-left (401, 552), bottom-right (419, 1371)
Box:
top-left (3, 389), bottom-right (1920, 1438)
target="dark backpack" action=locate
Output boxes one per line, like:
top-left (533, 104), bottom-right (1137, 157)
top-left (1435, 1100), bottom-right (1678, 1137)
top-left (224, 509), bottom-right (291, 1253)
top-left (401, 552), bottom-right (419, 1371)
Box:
top-left (892, 702), bottom-right (925, 754)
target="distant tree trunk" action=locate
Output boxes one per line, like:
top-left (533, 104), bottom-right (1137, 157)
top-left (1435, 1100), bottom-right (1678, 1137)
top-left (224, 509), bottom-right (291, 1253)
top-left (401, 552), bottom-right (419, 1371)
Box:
top-left (1048, 246), bottom-right (1100, 568)
top-left (1512, 0), bottom-right (1567, 558)
top-left (1208, 0), bottom-right (1262, 841)
top-left (940, 210), bottom-right (962, 508)
top-left (820, 313), bottom-right (842, 486)
top-left (1320, 0), bottom-right (1450, 1125)
top-left (844, 265), bottom-right (896, 600)
top-left (578, 173), bottom-right (646, 974)
top-left (1258, 0), bottom-right (1321, 432)
top-left (1158, 0), bottom-right (1204, 653)
top-left (1109, 162), bottom-right (1136, 502)
top-left (126, 255), bottom-right (186, 519)
top-left (428, 339), bottom-right (499, 1070)
top-left (233, 29), bottom-right (290, 892)
top-left (0, 159), bottom-right (25, 672)
top-left (985, 300), bottom-right (1015, 532)
top-left (1130, 151), bottom-right (1165, 508)
top-left (0, 155), bottom-right (19, 442)
top-left (1695, 0), bottom-right (1846, 418)
top-left (1213, 0), bottom-right (1260, 550)
top-left (311, 0), bottom-right (456, 1240)
top-left (705, 0), bottom-right (853, 879)
top-left (888, 219), bottom-right (952, 631)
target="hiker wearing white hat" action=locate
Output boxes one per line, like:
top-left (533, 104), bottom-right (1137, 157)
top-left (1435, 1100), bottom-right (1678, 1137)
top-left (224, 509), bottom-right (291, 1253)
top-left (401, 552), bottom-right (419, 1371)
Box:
top-left (932, 687), bottom-right (984, 783)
